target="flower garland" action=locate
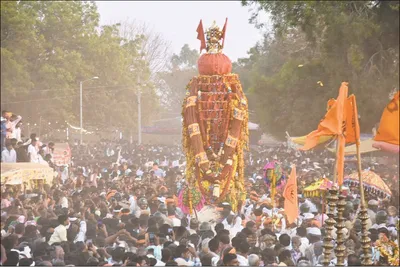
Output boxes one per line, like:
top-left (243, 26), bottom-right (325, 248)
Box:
top-left (181, 73), bottom-right (248, 213)
top-left (375, 234), bottom-right (399, 266)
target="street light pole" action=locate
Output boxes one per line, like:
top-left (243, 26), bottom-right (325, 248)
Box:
top-left (80, 81), bottom-right (83, 145)
top-left (79, 76), bottom-right (99, 145)
top-left (137, 76), bottom-right (142, 145)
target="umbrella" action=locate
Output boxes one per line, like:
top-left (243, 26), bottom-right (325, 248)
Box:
top-left (303, 178), bottom-right (333, 197)
top-left (344, 170), bottom-right (391, 198)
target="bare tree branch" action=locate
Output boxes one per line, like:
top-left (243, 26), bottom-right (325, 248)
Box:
top-left (119, 18), bottom-right (172, 76)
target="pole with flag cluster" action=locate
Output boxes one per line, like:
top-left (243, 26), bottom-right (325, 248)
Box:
top-left (299, 82), bottom-right (371, 266)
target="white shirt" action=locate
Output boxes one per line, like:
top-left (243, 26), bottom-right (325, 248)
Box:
top-left (60, 196), bottom-right (68, 209)
top-left (74, 220), bottom-right (87, 243)
top-left (28, 144), bottom-right (39, 163)
top-left (237, 254), bottom-right (249, 266)
top-left (1, 149), bottom-right (16, 163)
top-left (48, 224), bottom-right (68, 245)
top-left (299, 237), bottom-right (310, 255)
top-left (11, 127), bottom-right (22, 142)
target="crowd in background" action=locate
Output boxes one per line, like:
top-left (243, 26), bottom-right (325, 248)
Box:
top-left (1, 110), bottom-right (399, 266)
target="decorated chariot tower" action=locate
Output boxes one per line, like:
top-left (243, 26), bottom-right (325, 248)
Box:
top-left (180, 19), bottom-right (249, 214)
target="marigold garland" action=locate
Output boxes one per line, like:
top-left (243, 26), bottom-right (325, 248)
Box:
top-left (375, 234), bottom-right (399, 266)
top-left (181, 73), bottom-right (248, 213)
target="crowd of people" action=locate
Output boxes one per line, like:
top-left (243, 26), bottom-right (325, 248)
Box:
top-left (1, 110), bottom-right (399, 266)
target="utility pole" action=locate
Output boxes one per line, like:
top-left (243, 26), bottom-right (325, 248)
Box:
top-left (137, 75), bottom-right (142, 145)
top-left (80, 81), bottom-right (83, 145)
top-left (39, 116), bottom-right (42, 137)
top-left (79, 76), bottom-right (98, 145)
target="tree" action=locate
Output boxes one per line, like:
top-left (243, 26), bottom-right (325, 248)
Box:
top-left (240, 0), bottom-right (399, 138)
top-left (119, 19), bottom-right (172, 75)
top-left (1, 1), bottom-right (157, 134)
top-left (157, 44), bottom-right (199, 114)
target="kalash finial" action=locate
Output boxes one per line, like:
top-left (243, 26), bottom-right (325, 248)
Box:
top-left (196, 18), bottom-right (228, 54)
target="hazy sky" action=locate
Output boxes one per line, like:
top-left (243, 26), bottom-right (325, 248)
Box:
top-left (96, 1), bottom-right (268, 61)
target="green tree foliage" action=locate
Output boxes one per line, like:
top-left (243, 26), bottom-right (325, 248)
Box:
top-left (240, 1), bottom-right (399, 138)
top-left (157, 44), bottom-right (199, 114)
top-left (1, 1), bottom-right (156, 132)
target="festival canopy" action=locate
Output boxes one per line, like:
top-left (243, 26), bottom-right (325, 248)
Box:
top-left (303, 178), bottom-right (333, 197)
top-left (344, 170), bottom-right (391, 198)
top-left (327, 138), bottom-right (379, 155)
top-left (1, 163), bottom-right (55, 189)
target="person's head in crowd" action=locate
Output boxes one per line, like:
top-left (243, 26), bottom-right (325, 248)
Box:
top-left (161, 248), bottom-right (173, 263)
top-left (237, 240), bottom-right (250, 256)
top-left (223, 253), bottom-right (239, 266)
top-left (248, 254), bottom-right (260, 266)
top-left (5, 141), bottom-right (13, 151)
top-left (279, 233), bottom-right (291, 248)
top-left (200, 253), bottom-right (213, 266)
top-left (368, 199), bottom-right (378, 212)
top-left (4, 250), bottom-right (19, 266)
top-left (347, 254), bottom-right (362, 266)
top-left (215, 223), bottom-right (224, 234)
top-left (208, 237), bottom-right (220, 254)
top-left (297, 257), bottom-right (311, 267)
top-left (278, 250), bottom-right (294, 266)
top-left (245, 221), bottom-right (257, 234)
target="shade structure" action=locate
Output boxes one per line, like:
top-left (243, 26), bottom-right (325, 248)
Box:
top-left (303, 178), bottom-right (333, 197)
top-left (1, 163), bottom-right (55, 189)
top-left (326, 138), bottom-right (379, 155)
top-left (291, 135), bottom-right (333, 146)
top-left (344, 170), bottom-right (391, 198)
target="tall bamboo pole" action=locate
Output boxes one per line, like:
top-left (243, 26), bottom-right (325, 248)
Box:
top-left (323, 138), bottom-right (339, 266)
top-left (351, 95), bottom-right (372, 265)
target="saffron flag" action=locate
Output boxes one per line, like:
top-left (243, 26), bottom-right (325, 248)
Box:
top-left (196, 20), bottom-right (206, 53)
top-left (374, 91), bottom-right (399, 145)
top-left (336, 94), bottom-right (359, 185)
top-left (344, 96), bottom-right (356, 144)
top-left (283, 165), bottom-right (299, 224)
top-left (301, 82), bottom-right (349, 150)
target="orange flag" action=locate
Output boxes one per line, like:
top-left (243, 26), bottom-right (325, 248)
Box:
top-left (196, 20), bottom-right (206, 53)
top-left (374, 91), bottom-right (400, 145)
top-left (301, 82), bottom-right (349, 150)
top-left (283, 165), bottom-right (298, 224)
top-left (344, 96), bottom-right (356, 144)
top-left (336, 94), bottom-right (359, 185)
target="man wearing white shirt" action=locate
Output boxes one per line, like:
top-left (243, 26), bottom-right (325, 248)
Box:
top-left (11, 121), bottom-right (22, 142)
top-left (27, 138), bottom-right (39, 163)
top-left (5, 114), bottom-right (22, 139)
top-left (48, 215), bottom-right (69, 245)
top-left (74, 219), bottom-right (87, 243)
top-left (236, 241), bottom-right (250, 266)
top-left (1, 142), bottom-right (16, 163)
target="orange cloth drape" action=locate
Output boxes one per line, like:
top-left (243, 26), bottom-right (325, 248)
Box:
top-left (374, 91), bottom-right (400, 145)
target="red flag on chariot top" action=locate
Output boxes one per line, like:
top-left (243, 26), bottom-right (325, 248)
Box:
top-left (221, 18), bottom-right (228, 49)
top-left (196, 20), bottom-right (206, 53)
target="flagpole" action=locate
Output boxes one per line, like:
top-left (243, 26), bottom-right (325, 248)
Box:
top-left (332, 137), bottom-right (339, 184)
top-left (351, 96), bottom-right (372, 266)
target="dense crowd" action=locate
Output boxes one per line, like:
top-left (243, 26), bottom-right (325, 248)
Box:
top-left (1, 110), bottom-right (399, 266)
